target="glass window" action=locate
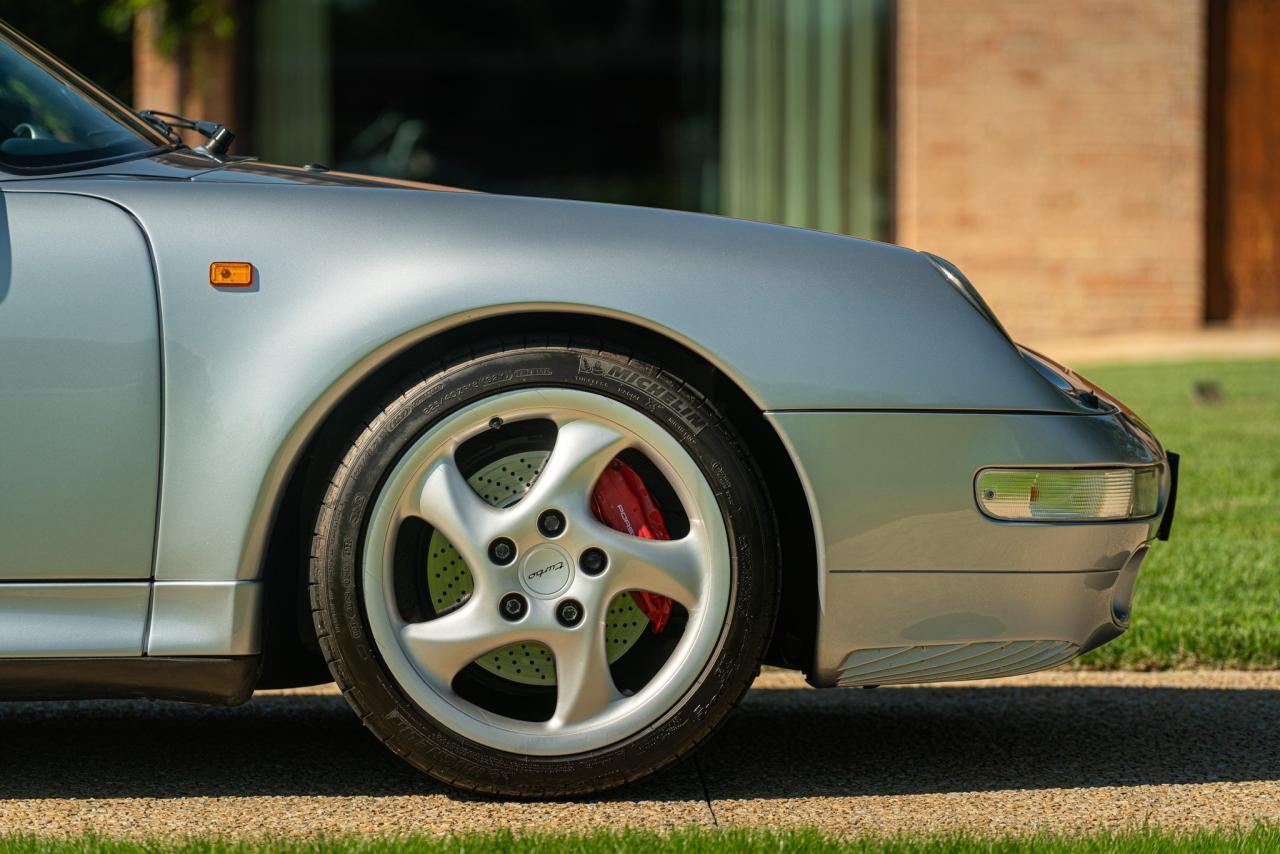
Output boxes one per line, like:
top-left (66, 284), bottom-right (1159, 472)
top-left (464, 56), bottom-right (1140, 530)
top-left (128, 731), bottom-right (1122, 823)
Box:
top-left (251, 1), bottom-right (890, 239)
top-left (254, 1), bottom-right (722, 214)
top-left (0, 25), bottom-right (169, 171)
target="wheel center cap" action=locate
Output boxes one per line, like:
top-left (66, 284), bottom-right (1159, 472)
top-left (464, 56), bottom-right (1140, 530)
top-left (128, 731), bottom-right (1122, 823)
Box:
top-left (519, 543), bottom-right (573, 598)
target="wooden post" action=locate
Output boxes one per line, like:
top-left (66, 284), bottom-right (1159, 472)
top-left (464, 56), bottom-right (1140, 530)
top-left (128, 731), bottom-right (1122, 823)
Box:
top-left (131, 1), bottom-right (239, 148)
top-left (1206, 0), bottom-right (1280, 322)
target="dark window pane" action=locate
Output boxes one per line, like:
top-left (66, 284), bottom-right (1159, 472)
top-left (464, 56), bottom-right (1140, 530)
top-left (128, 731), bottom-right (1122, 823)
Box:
top-left (324, 0), bottom-right (720, 212)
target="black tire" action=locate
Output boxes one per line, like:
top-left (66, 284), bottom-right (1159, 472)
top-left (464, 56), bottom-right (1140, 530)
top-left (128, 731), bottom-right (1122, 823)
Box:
top-left (310, 338), bottom-right (780, 796)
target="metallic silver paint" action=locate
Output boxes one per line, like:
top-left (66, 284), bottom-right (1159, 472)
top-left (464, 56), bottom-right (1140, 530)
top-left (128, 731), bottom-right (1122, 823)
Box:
top-left (1109, 546), bottom-right (1148, 627)
top-left (0, 192), bottom-right (161, 580)
top-left (767, 411), bottom-right (1161, 575)
top-left (0, 583), bottom-right (149, 656)
top-left (767, 410), bottom-right (1162, 685)
top-left (815, 570), bottom-right (1123, 686)
top-left (1, 178), bottom-right (1084, 596)
top-left (146, 581), bottom-right (262, 656)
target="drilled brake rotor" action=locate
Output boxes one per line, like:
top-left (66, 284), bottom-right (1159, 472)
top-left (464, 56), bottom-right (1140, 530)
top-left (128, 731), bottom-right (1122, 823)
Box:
top-left (424, 449), bottom-right (649, 686)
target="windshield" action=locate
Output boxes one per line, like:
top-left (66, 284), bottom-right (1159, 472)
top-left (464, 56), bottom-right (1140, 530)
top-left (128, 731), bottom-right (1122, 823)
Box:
top-left (0, 22), bottom-right (170, 172)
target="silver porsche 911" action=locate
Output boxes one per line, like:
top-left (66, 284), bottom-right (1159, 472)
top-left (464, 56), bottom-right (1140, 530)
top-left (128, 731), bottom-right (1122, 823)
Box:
top-left (0, 22), bottom-right (1176, 796)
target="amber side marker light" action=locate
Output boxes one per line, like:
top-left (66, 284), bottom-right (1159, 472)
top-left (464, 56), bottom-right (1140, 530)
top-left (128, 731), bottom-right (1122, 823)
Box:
top-left (210, 262), bottom-right (254, 288)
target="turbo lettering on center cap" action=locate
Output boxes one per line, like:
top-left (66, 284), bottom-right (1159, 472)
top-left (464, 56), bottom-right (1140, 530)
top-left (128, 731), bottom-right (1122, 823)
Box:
top-left (519, 543), bottom-right (573, 598)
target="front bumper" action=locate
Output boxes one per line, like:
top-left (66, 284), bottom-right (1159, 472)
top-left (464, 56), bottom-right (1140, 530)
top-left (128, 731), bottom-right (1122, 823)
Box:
top-left (767, 409), bottom-right (1172, 687)
top-left (821, 547), bottom-right (1147, 686)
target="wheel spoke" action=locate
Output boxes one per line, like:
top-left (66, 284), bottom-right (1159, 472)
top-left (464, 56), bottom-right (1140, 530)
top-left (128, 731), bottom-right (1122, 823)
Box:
top-left (599, 526), bottom-right (707, 609)
top-left (549, 619), bottom-right (623, 726)
top-left (413, 456), bottom-right (500, 570)
top-left (401, 603), bottom-right (521, 687)
top-left (525, 418), bottom-right (630, 513)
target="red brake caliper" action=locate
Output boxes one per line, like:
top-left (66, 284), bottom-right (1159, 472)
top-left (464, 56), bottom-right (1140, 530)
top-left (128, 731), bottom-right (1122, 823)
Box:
top-left (590, 459), bottom-right (673, 633)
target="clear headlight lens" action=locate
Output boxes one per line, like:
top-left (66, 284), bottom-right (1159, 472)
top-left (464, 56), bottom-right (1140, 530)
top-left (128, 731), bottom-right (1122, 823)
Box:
top-left (977, 466), bottom-right (1162, 521)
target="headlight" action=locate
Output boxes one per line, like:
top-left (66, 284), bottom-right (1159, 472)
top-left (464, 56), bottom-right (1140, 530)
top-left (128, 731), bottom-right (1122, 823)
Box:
top-left (976, 466), bottom-right (1161, 522)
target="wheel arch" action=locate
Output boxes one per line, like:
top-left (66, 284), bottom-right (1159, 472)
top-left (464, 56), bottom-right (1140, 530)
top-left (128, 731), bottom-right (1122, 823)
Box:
top-left (256, 311), bottom-right (820, 688)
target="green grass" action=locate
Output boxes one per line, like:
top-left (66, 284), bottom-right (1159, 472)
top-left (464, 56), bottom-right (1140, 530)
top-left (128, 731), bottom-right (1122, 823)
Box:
top-left (1, 828), bottom-right (1278, 854)
top-left (1067, 359), bottom-right (1280, 669)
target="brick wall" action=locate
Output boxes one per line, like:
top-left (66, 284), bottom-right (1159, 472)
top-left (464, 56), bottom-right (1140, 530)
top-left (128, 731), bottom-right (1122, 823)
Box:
top-left (895, 0), bottom-right (1205, 344)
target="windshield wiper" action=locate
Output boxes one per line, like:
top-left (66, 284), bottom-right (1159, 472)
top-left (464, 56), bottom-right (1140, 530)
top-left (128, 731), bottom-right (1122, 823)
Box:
top-left (138, 109), bottom-right (236, 157)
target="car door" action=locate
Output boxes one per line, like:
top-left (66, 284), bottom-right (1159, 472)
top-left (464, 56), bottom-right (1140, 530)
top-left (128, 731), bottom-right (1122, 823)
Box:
top-left (0, 189), bottom-right (161, 655)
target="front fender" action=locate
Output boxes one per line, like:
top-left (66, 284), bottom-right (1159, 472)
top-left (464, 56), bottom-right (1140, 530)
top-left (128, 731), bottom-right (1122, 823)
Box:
top-left (37, 180), bottom-right (1074, 586)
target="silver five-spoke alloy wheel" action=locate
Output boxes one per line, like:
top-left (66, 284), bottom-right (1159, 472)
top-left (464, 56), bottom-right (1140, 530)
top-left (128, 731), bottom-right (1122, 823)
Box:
top-left (362, 387), bottom-right (731, 756)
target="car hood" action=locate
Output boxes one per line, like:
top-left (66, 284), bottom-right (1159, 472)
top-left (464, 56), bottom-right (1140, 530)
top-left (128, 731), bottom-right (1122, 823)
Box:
top-left (188, 159), bottom-right (474, 193)
top-left (0, 150), bottom-right (473, 192)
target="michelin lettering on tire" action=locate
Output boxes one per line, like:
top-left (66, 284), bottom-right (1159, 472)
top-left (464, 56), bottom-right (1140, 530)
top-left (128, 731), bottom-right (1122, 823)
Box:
top-left (576, 355), bottom-right (709, 435)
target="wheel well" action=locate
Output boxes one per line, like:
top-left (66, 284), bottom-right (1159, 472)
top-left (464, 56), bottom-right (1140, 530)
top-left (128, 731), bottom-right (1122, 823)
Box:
top-left (256, 312), bottom-right (819, 688)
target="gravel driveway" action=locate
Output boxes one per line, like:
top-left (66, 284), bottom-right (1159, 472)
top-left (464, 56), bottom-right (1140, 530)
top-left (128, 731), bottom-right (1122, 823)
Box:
top-left (3, 670), bottom-right (1278, 838)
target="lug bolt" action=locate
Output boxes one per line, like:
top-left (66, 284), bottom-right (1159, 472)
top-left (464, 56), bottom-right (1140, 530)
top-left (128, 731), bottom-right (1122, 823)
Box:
top-left (556, 599), bottom-right (584, 627)
top-left (537, 509), bottom-right (566, 538)
top-left (579, 547), bottom-right (608, 576)
top-left (499, 592), bottom-right (527, 621)
top-left (488, 537), bottom-right (517, 566)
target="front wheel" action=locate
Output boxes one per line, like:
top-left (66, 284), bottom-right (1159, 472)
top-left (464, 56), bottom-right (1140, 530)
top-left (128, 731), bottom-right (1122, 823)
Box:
top-left (311, 342), bottom-right (779, 796)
